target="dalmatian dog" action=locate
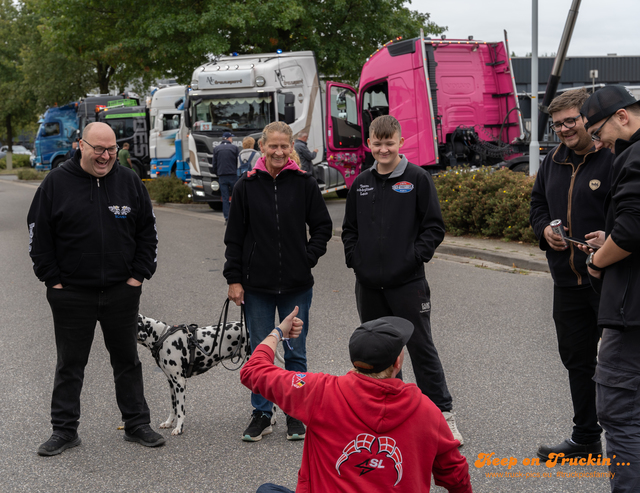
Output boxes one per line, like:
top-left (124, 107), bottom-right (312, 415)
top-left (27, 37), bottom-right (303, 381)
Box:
top-left (137, 315), bottom-right (249, 435)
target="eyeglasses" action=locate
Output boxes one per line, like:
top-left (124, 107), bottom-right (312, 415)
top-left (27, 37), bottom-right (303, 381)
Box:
top-left (82, 139), bottom-right (119, 156)
top-left (590, 114), bottom-right (614, 142)
top-left (551, 116), bottom-right (582, 132)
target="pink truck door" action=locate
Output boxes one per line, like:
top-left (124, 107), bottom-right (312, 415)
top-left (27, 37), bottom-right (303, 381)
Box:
top-left (325, 82), bottom-right (364, 189)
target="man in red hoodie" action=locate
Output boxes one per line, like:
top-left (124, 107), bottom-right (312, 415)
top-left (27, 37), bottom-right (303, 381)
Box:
top-left (240, 307), bottom-right (472, 493)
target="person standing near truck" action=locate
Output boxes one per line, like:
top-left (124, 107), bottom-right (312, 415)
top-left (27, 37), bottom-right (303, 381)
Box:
top-left (212, 131), bottom-right (239, 224)
top-left (237, 137), bottom-right (259, 175)
top-left (224, 122), bottom-right (332, 443)
top-left (342, 115), bottom-right (463, 445)
top-left (118, 142), bottom-right (132, 169)
top-left (530, 88), bottom-right (612, 462)
top-left (294, 132), bottom-right (318, 178)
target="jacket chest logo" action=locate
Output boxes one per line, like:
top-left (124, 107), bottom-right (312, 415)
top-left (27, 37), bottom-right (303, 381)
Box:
top-left (108, 205), bottom-right (132, 219)
top-left (589, 179), bottom-right (601, 191)
top-left (392, 181), bottom-right (414, 193)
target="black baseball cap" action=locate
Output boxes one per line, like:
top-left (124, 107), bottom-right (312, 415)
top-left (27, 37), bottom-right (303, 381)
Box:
top-left (349, 317), bottom-right (414, 373)
top-left (581, 85), bottom-right (639, 130)
top-left (222, 131), bottom-right (235, 138)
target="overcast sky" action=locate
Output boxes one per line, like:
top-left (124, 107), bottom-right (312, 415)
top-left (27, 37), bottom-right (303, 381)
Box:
top-left (411, 0), bottom-right (640, 57)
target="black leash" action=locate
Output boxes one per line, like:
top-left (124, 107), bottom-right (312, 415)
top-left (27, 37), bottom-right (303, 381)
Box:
top-left (149, 300), bottom-right (248, 375)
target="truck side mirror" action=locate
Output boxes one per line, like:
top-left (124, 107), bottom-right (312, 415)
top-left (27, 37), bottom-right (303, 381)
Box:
top-left (184, 101), bottom-right (191, 128)
top-left (284, 93), bottom-right (295, 124)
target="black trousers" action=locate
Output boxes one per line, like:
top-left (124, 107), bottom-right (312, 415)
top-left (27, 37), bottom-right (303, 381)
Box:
top-left (46, 282), bottom-right (150, 438)
top-left (552, 284), bottom-right (602, 444)
top-left (355, 278), bottom-right (453, 411)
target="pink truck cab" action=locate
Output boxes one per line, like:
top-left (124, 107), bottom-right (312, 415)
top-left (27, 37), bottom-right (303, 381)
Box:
top-left (324, 32), bottom-right (527, 177)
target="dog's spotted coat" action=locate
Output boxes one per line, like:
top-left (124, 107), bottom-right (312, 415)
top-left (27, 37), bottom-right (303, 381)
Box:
top-left (137, 315), bottom-right (249, 435)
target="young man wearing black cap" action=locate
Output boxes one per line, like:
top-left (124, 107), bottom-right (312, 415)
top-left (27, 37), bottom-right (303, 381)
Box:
top-left (212, 131), bottom-right (239, 223)
top-left (240, 307), bottom-right (472, 493)
top-left (579, 85), bottom-right (640, 493)
top-left (530, 88), bottom-right (612, 462)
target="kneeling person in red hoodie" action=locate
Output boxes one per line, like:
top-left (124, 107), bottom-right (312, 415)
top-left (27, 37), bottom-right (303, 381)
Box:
top-left (240, 307), bottom-right (472, 493)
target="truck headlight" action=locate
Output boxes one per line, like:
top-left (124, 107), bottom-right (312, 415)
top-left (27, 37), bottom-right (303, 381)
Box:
top-left (211, 181), bottom-right (220, 191)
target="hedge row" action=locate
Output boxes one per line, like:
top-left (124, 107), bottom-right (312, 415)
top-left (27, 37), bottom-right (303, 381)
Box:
top-left (433, 167), bottom-right (537, 244)
top-left (145, 176), bottom-right (192, 204)
top-left (0, 154), bottom-right (31, 170)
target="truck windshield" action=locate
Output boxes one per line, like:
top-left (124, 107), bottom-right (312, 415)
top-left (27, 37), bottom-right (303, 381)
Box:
top-left (191, 94), bottom-right (274, 133)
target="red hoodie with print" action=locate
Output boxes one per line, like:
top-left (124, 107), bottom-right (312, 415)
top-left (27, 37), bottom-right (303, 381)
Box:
top-left (240, 345), bottom-right (472, 493)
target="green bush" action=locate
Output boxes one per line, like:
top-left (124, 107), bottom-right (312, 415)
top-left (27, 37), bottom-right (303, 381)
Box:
top-left (0, 154), bottom-right (31, 170)
top-left (145, 176), bottom-right (192, 204)
top-left (433, 167), bottom-right (537, 244)
top-left (17, 168), bottom-right (48, 180)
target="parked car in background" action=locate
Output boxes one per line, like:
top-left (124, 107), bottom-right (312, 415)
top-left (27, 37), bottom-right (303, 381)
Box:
top-left (0, 145), bottom-right (34, 160)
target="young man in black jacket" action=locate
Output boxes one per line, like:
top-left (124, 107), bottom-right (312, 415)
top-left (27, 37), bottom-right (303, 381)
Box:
top-left (530, 88), bottom-right (612, 461)
top-left (28, 122), bottom-right (164, 456)
top-left (580, 85), bottom-right (640, 493)
top-left (341, 115), bottom-right (463, 444)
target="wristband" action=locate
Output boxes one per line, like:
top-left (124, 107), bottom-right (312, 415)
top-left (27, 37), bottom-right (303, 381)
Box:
top-left (270, 329), bottom-right (282, 342)
top-left (274, 326), bottom-right (294, 351)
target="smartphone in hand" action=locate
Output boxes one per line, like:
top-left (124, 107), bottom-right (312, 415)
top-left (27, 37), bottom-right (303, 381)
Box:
top-left (565, 236), bottom-right (600, 250)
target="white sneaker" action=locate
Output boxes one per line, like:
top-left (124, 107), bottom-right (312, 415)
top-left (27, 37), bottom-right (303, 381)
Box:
top-left (442, 411), bottom-right (464, 446)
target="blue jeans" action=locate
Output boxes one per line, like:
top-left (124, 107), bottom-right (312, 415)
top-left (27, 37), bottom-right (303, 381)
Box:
top-left (219, 174), bottom-right (238, 220)
top-left (256, 484), bottom-right (294, 493)
top-left (244, 287), bottom-right (312, 414)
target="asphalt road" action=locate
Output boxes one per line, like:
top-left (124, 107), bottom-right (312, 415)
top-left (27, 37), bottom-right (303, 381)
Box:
top-left (0, 179), bottom-right (610, 493)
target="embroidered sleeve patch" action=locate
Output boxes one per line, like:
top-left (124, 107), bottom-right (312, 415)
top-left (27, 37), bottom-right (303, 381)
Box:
top-left (292, 373), bottom-right (307, 388)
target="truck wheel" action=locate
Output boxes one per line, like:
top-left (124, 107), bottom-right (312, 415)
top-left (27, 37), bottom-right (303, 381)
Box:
top-left (51, 157), bottom-right (64, 169)
top-left (131, 164), bottom-right (142, 178)
top-left (208, 202), bottom-right (223, 211)
top-left (510, 161), bottom-right (529, 174)
top-left (336, 188), bottom-right (349, 198)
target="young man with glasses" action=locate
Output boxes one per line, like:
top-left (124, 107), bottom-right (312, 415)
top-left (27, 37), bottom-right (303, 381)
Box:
top-left (530, 88), bottom-right (613, 462)
top-left (578, 85), bottom-right (640, 493)
top-left (28, 122), bottom-right (164, 456)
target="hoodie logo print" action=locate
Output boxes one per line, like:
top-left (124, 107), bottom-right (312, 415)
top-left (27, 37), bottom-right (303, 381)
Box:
top-left (109, 205), bottom-right (132, 219)
top-left (335, 434), bottom-right (403, 486)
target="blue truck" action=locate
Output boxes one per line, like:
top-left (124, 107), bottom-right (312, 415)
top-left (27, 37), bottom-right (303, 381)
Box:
top-left (34, 94), bottom-right (140, 171)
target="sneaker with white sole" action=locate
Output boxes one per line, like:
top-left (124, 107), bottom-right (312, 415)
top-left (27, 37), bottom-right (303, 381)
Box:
top-left (286, 415), bottom-right (306, 441)
top-left (242, 412), bottom-right (275, 442)
top-left (442, 411), bottom-right (464, 446)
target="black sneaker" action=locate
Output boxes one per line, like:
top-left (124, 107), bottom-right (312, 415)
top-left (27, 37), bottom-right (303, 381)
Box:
top-left (242, 413), bottom-right (274, 442)
top-left (124, 424), bottom-right (166, 447)
top-left (37, 433), bottom-right (81, 456)
top-left (286, 415), bottom-right (305, 441)
top-left (537, 439), bottom-right (602, 461)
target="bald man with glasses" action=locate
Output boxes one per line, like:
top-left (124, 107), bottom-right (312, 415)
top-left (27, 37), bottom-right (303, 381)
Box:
top-left (530, 88), bottom-right (613, 462)
top-left (28, 122), bottom-right (164, 456)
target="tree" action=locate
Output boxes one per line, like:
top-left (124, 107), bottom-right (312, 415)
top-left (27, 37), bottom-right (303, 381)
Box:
top-left (0, 0), bottom-right (39, 148)
top-left (21, 0), bottom-right (444, 103)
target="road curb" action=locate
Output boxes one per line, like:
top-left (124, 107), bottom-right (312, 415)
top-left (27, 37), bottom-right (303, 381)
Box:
top-left (435, 244), bottom-right (550, 273)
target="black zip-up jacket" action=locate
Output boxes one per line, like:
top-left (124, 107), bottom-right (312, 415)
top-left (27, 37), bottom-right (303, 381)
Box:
top-left (530, 143), bottom-right (613, 287)
top-left (212, 140), bottom-right (239, 176)
top-left (342, 156), bottom-right (445, 289)
top-left (223, 163), bottom-right (332, 294)
top-left (598, 128), bottom-right (640, 330)
top-left (27, 151), bottom-right (157, 288)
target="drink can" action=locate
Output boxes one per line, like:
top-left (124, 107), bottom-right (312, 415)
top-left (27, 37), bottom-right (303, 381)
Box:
top-left (550, 219), bottom-right (566, 239)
